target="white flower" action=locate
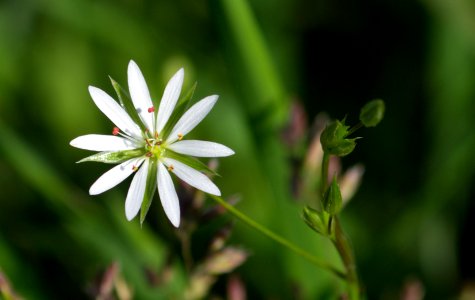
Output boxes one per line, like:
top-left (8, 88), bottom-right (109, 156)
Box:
top-left (70, 60), bottom-right (234, 227)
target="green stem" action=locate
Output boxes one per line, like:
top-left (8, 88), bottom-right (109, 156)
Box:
top-left (332, 217), bottom-right (360, 299)
top-left (320, 151), bottom-right (360, 299)
top-left (347, 122), bottom-right (363, 136)
top-left (209, 195), bottom-right (346, 280)
top-left (321, 152), bottom-right (330, 196)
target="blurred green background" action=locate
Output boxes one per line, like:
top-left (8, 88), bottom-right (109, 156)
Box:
top-left (1, 0), bottom-right (475, 299)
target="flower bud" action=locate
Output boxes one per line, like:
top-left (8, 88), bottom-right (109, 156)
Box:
top-left (320, 120), bottom-right (356, 157)
top-left (359, 99), bottom-right (385, 127)
top-left (303, 206), bottom-right (326, 235)
top-left (322, 176), bottom-right (343, 215)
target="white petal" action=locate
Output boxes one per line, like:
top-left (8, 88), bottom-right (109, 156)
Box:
top-left (70, 134), bottom-right (140, 151)
top-left (156, 68), bottom-right (184, 135)
top-left (127, 60), bottom-right (154, 132)
top-left (88, 86), bottom-right (142, 139)
top-left (89, 158), bottom-right (144, 195)
top-left (163, 158), bottom-right (220, 196)
top-left (125, 158), bottom-right (149, 221)
top-left (168, 140), bottom-right (234, 157)
top-left (166, 95), bottom-right (218, 143)
top-left (157, 162), bottom-right (180, 227)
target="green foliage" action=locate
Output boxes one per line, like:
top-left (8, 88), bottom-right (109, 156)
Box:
top-left (78, 149), bottom-right (146, 164)
top-left (140, 159), bottom-right (158, 225)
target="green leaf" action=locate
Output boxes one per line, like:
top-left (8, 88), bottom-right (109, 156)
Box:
top-left (109, 76), bottom-right (148, 132)
top-left (159, 82), bottom-right (197, 139)
top-left (164, 149), bottom-right (219, 176)
top-left (140, 159), bottom-right (158, 225)
top-left (77, 149), bottom-right (145, 164)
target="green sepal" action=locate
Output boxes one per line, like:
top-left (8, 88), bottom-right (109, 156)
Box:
top-left (109, 76), bottom-right (148, 133)
top-left (320, 119), bottom-right (356, 157)
top-left (303, 206), bottom-right (326, 235)
top-left (159, 82), bottom-right (197, 138)
top-left (322, 176), bottom-right (343, 215)
top-left (140, 159), bottom-right (158, 225)
top-left (77, 149), bottom-right (145, 164)
top-left (360, 99), bottom-right (385, 127)
top-left (164, 149), bottom-right (219, 177)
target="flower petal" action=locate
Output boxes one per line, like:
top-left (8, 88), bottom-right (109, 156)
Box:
top-left (156, 68), bottom-right (184, 135)
top-left (168, 140), bottom-right (234, 157)
top-left (89, 158), bottom-right (145, 195)
top-left (127, 60), bottom-right (154, 132)
top-left (157, 162), bottom-right (180, 227)
top-left (163, 158), bottom-right (220, 196)
top-left (166, 95), bottom-right (218, 143)
top-left (88, 86), bottom-right (141, 139)
top-left (125, 158), bottom-right (149, 221)
top-left (70, 134), bottom-right (140, 151)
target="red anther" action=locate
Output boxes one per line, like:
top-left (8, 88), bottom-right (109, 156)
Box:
top-left (112, 127), bottom-right (120, 135)
top-left (145, 152), bottom-right (152, 157)
top-left (148, 106), bottom-right (155, 113)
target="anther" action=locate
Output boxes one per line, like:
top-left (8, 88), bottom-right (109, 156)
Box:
top-left (167, 165), bottom-right (174, 172)
top-left (112, 127), bottom-right (120, 136)
top-left (145, 152), bottom-right (152, 157)
top-left (177, 133), bottom-right (183, 140)
top-left (148, 106), bottom-right (155, 113)
top-left (132, 165), bottom-right (138, 171)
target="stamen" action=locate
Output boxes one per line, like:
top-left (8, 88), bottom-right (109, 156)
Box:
top-left (167, 165), bottom-right (174, 172)
top-left (132, 165), bottom-right (138, 171)
top-left (112, 127), bottom-right (120, 136)
top-left (148, 106), bottom-right (155, 113)
top-left (145, 139), bottom-right (152, 147)
top-left (177, 133), bottom-right (183, 141)
top-left (145, 152), bottom-right (152, 157)
top-left (156, 138), bottom-right (163, 146)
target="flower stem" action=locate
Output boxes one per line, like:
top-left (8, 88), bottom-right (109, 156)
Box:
top-left (321, 152), bottom-right (330, 195)
top-left (331, 217), bottom-right (360, 299)
top-left (209, 195), bottom-right (346, 280)
top-left (320, 152), bottom-right (361, 299)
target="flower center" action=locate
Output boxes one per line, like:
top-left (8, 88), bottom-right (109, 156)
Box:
top-left (145, 137), bottom-right (166, 159)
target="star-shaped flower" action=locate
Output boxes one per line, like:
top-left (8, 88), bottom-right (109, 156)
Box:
top-left (70, 60), bottom-right (234, 227)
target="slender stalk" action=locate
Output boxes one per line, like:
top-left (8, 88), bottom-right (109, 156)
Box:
top-left (347, 122), bottom-right (363, 136)
top-left (332, 218), bottom-right (360, 299)
top-left (209, 195), bottom-right (346, 280)
top-left (321, 152), bottom-right (330, 195)
top-left (320, 152), bottom-right (360, 299)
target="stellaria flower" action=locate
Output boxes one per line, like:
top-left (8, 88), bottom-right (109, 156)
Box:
top-left (70, 60), bottom-right (234, 227)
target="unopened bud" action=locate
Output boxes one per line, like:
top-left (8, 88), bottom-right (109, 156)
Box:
top-left (360, 99), bottom-right (385, 127)
top-left (320, 120), bottom-right (356, 157)
top-left (303, 206), bottom-right (326, 235)
top-left (323, 176), bottom-right (343, 215)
